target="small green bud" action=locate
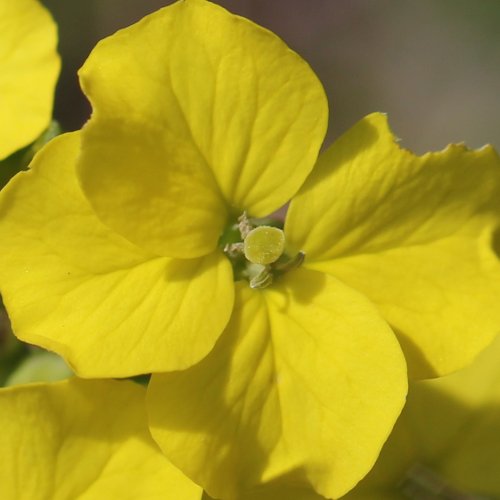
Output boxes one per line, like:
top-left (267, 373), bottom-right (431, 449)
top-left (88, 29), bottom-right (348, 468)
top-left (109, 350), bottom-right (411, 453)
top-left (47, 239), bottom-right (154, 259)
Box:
top-left (244, 226), bottom-right (285, 265)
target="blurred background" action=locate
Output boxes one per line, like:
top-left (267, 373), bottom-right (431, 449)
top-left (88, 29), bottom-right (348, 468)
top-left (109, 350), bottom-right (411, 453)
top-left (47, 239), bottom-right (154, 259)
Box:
top-left (41, 0), bottom-right (500, 154)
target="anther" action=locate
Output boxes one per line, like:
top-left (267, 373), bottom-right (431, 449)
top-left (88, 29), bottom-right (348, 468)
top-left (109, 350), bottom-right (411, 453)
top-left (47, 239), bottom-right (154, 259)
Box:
top-left (249, 267), bottom-right (274, 289)
top-left (237, 211), bottom-right (254, 239)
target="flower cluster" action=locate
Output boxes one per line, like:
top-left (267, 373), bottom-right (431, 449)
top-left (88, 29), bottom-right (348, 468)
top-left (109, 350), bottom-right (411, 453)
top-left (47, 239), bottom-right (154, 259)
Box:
top-left (1, 0), bottom-right (500, 499)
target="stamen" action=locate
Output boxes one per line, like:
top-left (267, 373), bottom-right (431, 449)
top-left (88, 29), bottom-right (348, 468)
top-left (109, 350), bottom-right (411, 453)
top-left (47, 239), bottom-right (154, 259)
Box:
top-left (237, 211), bottom-right (254, 239)
top-left (223, 242), bottom-right (244, 259)
top-left (220, 212), bottom-right (305, 288)
top-left (274, 251), bottom-right (305, 274)
top-left (249, 267), bottom-right (274, 289)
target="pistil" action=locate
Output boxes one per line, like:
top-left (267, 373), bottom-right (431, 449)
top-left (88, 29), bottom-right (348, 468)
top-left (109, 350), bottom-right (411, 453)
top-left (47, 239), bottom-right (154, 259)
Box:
top-left (221, 212), bottom-right (305, 289)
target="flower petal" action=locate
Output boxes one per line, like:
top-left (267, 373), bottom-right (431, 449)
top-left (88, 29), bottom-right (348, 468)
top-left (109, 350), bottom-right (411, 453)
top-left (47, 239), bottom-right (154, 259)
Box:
top-left (0, 0), bottom-right (60, 160)
top-left (147, 269), bottom-right (407, 499)
top-left (286, 113), bottom-right (500, 261)
top-left (0, 133), bottom-right (234, 377)
top-left (309, 228), bottom-right (500, 379)
top-left (286, 112), bottom-right (500, 378)
top-left (78, 0), bottom-right (327, 231)
top-left (78, 118), bottom-right (228, 259)
top-left (0, 378), bottom-right (202, 499)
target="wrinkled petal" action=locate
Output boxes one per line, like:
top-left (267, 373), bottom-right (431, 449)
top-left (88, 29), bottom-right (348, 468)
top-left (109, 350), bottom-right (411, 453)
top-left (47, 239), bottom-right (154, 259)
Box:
top-left (78, 0), bottom-right (327, 255)
top-left (0, 0), bottom-right (60, 160)
top-left (0, 133), bottom-right (234, 377)
top-left (286, 113), bottom-right (500, 261)
top-left (148, 269), bottom-right (407, 500)
top-left (286, 112), bottom-right (500, 379)
top-left (310, 227), bottom-right (500, 379)
top-left (0, 378), bottom-right (202, 499)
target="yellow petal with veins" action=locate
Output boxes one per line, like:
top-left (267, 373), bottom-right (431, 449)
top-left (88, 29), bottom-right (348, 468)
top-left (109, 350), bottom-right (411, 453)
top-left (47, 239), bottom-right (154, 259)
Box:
top-left (0, 378), bottom-right (202, 499)
top-left (0, 132), bottom-right (234, 377)
top-left (287, 113), bottom-right (500, 378)
top-left (148, 269), bottom-right (406, 499)
top-left (77, 0), bottom-right (327, 258)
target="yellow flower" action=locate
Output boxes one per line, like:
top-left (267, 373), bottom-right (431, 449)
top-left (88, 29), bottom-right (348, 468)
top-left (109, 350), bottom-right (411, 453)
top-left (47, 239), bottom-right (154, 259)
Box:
top-left (0, 0), bottom-right (60, 160)
top-left (344, 333), bottom-right (500, 500)
top-left (0, 375), bottom-right (323, 500)
top-left (0, 0), bottom-right (499, 497)
top-left (0, 377), bottom-right (201, 499)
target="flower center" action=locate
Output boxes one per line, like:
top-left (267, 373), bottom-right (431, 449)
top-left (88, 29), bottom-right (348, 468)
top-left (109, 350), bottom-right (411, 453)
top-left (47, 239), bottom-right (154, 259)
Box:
top-left (244, 226), bottom-right (285, 265)
top-left (220, 212), bottom-right (304, 289)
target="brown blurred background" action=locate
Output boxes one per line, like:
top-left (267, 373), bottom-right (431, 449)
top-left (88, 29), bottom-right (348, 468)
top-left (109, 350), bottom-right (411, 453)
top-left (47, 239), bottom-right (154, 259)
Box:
top-left (41, 0), bottom-right (500, 153)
